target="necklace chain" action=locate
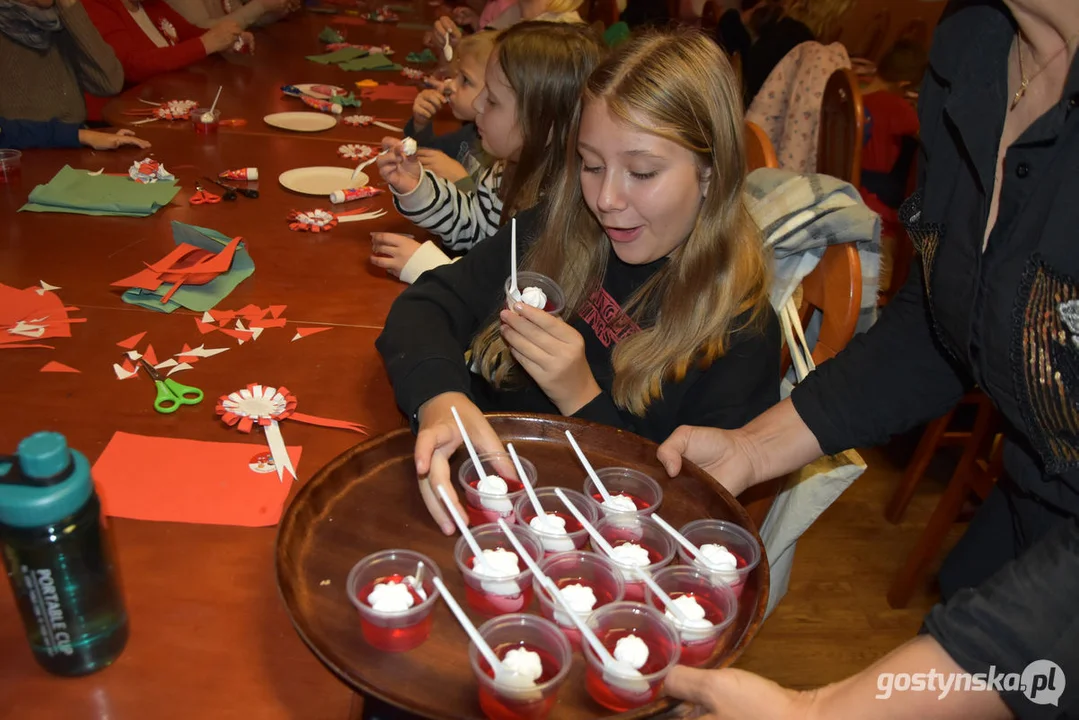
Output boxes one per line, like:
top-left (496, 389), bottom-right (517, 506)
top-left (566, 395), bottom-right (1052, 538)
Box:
top-left (1012, 31), bottom-right (1077, 110)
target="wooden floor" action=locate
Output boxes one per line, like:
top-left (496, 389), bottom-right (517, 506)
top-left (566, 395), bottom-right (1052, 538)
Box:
top-left (735, 428), bottom-right (967, 689)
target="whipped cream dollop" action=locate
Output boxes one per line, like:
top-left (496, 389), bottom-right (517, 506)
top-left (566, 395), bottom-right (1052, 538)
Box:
top-left (553, 581), bottom-right (598, 626)
top-left (613, 634), bottom-right (650, 670)
top-left (401, 137), bottom-right (418, 156)
top-left (698, 543), bottom-right (739, 583)
top-left (502, 647), bottom-right (543, 683)
top-left (666, 595), bottom-right (714, 634)
top-left (367, 580), bottom-right (415, 612)
top-left (601, 493), bottom-right (638, 513)
top-left (610, 542), bottom-right (651, 568)
top-left (474, 547), bottom-right (522, 596)
top-left (476, 473), bottom-right (514, 513)
top-left (519, 286), bottom-right (547, 309)
top-left (199, 112), bottom-right (216, 123)
top-left (529, 512), bottom-right (575, 552)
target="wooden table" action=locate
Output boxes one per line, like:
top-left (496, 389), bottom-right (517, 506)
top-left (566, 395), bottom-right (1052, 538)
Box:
top-left (0, 8), bottom-right (450, 718)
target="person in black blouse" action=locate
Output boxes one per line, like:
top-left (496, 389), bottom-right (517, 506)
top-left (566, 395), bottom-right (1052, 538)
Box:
top-left (655, 0), bottom-right (1079, 717)
top-left (376, 31), bottom-right (779, 535)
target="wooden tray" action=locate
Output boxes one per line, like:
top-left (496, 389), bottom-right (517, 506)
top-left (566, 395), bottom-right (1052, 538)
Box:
top-left (276, 414), bottom-right (769, 719)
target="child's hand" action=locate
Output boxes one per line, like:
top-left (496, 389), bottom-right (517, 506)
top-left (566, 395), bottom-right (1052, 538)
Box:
top-left (499, 303), bottom-right (602, 415)
top-left (78, 128), bottom-right (151, 150)
top-left (414, 148), bottom-right (468, 183)
top-left (376, 137), bottom-right (422, 194)
top-left (431, 16), bottom-right (461, 51)
top-left (369, 232), bottom-right (423, 278)
top-left (411, 89), bottom-right (446, 131)
top-left (451, 5), bottom-right (478, 29)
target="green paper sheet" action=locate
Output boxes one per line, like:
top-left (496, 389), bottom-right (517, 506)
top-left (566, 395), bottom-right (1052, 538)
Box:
top-left (405, 48), bottom-right (437, 64)
top-left (398, 22), bottom-right (433, 31)
top-left (318, 25), bottom-right (345, 43)
top-left (306, 47), bottom-right (367, 64)
top-left (384, 4), bottom-right (415, 12)
top-left (20, 165), bottom-right (179, 217)
top-left (329, 92), bottom-right (362, 107)
top-left (338, 53), bottom-right (401, 71)
top-left (120, 221), bottom-right (255, 313)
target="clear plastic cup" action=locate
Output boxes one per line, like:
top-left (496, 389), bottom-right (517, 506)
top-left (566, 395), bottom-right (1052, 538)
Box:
top-left (192, 107), bottom-right (221, 134)
top-left (504, 271), bottom-right (566, 316)
top-left (455, 523), bottom-right (543, 617)
top-left (514, 487), bottom-right (597, 556)
top-left (346, 549), bottom-right (442, 652)
top-left (0, 149), bottom-right (22, 184)
top-left (458, 452), bottom-right (534, 526)
top-left (594, 515), bottom-right (676, 602)
top-left (583, 468), bottom-right (663, 519)
top-left (644, 565), bottom-right (737, 667)
top-left (677, 519), bottom-right (761, 599)
top-left (582, 601), bottom-right (681, 712)
top-left (533, 551), bottom-right (625, 651)
top-left (470, 613), bottom-right (573, 720)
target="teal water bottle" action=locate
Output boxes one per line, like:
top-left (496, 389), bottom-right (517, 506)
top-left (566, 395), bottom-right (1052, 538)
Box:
top-left (0, 432), bottom-right (128, 676)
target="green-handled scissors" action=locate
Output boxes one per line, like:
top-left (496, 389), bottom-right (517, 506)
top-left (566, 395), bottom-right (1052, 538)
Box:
top-left (139, 358), bottom-right (204, 414)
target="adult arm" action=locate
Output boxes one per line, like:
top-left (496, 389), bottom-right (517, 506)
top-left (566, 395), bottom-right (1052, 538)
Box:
top-left (55, 0), bottom-right (124, 96)
top-left (0, 118), bottom-right (81, 149)
top-left (82, 0), bottom-right (207, 83)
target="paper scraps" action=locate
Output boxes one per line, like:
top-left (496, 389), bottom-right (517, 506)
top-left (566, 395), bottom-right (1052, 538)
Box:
top-left (113, 358), bottom-right (140, 380)
top-left (359, 83), bottom-right (418, 105)
top-left (92, 431), bottom-right (301, 527)
top-left (1, 282), bottom-right (84, 350)
top-left (405, 48), bottom-right (436, 64)
top-left (216, 383), bottom-right (365, 481)
top-left (112, 221), bottom-right (255, 313)
top-left (318, 25), bottom-right (345, 43)
top-left (292, 327), bottom-right (332, 341)
top-left (365, 6), bottom-right (399, 22)
top-left (36, 281), bottom-right (60, 296)
top-left (41, 361), bottom-right (80, 373)
top-left (327, 43), bottom-right (392, 55)
top-left (175, 344), bottom-right (229, 359)
top-left (129, 158), bottom-right (175, 184)
top-left (401, 67), bottom-right (427, 82)
top-left (117, 332), bottom-right (147, 349)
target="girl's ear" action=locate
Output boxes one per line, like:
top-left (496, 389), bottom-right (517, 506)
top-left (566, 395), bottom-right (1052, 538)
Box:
top-left (699, 166), bottom-right (713, 199)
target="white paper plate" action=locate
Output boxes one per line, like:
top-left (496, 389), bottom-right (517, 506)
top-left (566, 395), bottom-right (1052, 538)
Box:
top-left (293, 83), bottom-right (347, 100)
top-left (264, 112), bottom-right (337, 132)
top-left (278, 167), bottom-right (371, 196)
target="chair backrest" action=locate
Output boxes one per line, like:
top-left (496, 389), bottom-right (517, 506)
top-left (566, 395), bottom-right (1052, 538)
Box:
top-left (745, 120), bottom-right (778, 172)
top-left (817, 67), bottom-right (864, 185)
top-left (781, 243), bottom-right (862, 374)
top-left (855, 10), bottom-right (890, 61)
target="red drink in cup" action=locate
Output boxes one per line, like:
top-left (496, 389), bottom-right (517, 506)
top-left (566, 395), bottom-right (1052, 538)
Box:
top-left (583, 467), bottom-right (663, 519)
top-left (455, 523), bottom-right (542, 617)
top-left (192, 107), bottom-right (221, 134)
top-left (457, 452), bottom-right (533, 526)
top-left (514, 487), bottom-right (596, 556)
top-left (644, 565), bottom-right (737, 667)
top-left (676, 519), bottom-right (761, 600)
top-left (346, 549), bottom-right (441, 652)
top-left (594, 515), bottom-right (676, 602)
top-left (582, 602), bottom-right (681, 712)
top-left (470, 614), bottom-right (572, 720)
top-left (534, 551), bottom-right (624, 650)
top-left (0, 149), bottom-right (22, 184)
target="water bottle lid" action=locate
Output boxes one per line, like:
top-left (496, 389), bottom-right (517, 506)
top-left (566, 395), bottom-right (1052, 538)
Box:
top-left (0, 433), bottom-right (94, 528)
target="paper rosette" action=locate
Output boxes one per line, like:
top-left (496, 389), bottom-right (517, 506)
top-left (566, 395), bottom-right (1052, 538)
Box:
top-left (343, 114), bottom-right (374, 127)
top-left (217, 383), bottom-right (367, 481)
top-left (338, 143), bottom-right (376, 160)
top-left (287, 209), bottom-right (338, 232)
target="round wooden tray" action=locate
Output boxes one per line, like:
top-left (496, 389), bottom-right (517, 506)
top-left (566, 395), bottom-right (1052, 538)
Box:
top-left (276, 414), bottom-right (769, 719)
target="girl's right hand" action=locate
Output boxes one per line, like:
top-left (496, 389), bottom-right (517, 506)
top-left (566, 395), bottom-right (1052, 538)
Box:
top-left (376, 137), bottom-right (422, 194)
top-left (411, 89), bottom-right (446, 131)
top-left (415, 392), bottom-right (506, 535)
top-left (432, 16), bottom-right (461, 50)
top-left (201, 20), bottom-right (243, 54)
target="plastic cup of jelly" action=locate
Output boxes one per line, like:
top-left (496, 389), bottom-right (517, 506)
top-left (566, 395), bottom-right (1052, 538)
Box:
top-left (346, 549), bottom-right (442, 652)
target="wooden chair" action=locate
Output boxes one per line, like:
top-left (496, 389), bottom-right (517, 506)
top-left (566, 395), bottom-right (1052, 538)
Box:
top-left (854, 10), bottom-right (890, 62)
top-left (745, 120), bottom-right (777, 172)
top-left (817, 68), bottom-right (864, 186)
top-left (887, 395), bottom-right (1002, 608)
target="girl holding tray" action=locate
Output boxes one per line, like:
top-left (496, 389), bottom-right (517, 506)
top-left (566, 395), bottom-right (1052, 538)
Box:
top-left (376, 30), bottom-right (781, 534)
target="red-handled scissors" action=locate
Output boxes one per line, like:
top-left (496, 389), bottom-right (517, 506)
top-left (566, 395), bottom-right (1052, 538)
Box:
top-left (190, 182), bottom-right (221, 205)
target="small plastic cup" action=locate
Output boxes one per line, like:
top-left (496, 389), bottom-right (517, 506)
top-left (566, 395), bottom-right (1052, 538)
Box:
top-left (514, 487), bottom-right (597, 556)
top-left (346, 549), bottom-right (442, 652)
top-left (582, 601), bottom-right (681, 712)
top-left (583, 468), bottom-right (663, 519)
top-left (458, 452), bottom-right (534, 526)
top-left (644, 565), bottom-right (737, 667)
top-left (534, 551), bottom-right (625, 651)
top-left (470, 613), bottom-right (573, 720)
top-left (192, 107), bottom-right (221, 134)
top-left (594, 515), bottom-right (676, 602)
top-left (0, 149), bottom-right (22, 184)
top-left (504, 271), bottom-right (566, 316)
top-left (677, 519), bottom-right (761, 600)
top-left (455, 523), bottom-right (543, 617)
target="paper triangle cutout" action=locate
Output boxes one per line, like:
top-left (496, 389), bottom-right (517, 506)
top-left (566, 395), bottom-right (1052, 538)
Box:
top-left (201, 311), bottom-right (215, 324)
top-left (41, 361), bottom-right (80, 373)
top-left (269, 305), bottom-right (287, 319)
top-left (235, 319), bottom-right (248, 332)
top-left (117, 332), bottom-right (147, 350)
top-left (250, 327), bottom-right (264, 341)
top-left (291, 327), bottom-right (332, 341)
top-left (209, 309), bottom-right (236, 322)
top-left (113, 362), bottom-right (139, 380)
top-left (155, 359), bottom-right (179, 370)
top-left (143, 345), bottom-right (158, 367)
top-left (126, 350), bottom-right (142, 361)
top-left (167, 363), bottom-right (194, 376)
top-left (37, 281), bottom-right (61, 296)
top-left (179, 343), bottom-right (193, 354)
top-left (196, 320), bottom-right (218, 335)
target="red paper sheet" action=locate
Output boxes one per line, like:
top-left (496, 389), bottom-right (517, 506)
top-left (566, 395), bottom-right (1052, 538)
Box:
top-left (0, 283), bottom-right (78, 346)
top-left (93, 432), bottom-right (302, 527)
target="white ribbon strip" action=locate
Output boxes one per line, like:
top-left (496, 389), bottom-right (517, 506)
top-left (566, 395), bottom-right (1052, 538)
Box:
top-left (264, 419), bottom-right (296, 482)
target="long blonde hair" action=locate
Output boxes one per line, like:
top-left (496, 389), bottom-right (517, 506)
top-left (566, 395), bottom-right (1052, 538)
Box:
top-left (471, 30), bottom-right (771, 416)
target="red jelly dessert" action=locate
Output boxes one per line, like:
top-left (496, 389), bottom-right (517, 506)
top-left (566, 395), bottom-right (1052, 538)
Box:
top-left (465, 555), bottom-right (532, 616)
top-left (590, 492), bottom-right (651, 510)
top-left (584, 628), bottom-right (673, 712)
top-left (478, 642), bottom-right (562, 720)
top-left (355, 574), bottom-right (431, 652)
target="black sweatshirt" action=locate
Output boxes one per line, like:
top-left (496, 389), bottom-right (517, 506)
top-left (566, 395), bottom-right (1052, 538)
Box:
top-left (376, 205), bottom-right (781, 443)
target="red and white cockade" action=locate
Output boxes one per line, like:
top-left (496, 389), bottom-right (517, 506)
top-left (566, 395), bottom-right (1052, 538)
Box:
top-left (338, 144), bottom-right (377, 160)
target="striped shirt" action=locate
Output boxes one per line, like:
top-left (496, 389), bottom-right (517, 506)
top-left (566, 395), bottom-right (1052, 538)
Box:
top-left (392, 162), bottom-right (504, 252)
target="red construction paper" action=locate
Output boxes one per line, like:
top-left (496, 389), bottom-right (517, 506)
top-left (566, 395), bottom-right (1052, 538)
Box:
top-left (41, 361), bottom-right (80, 373)
top-left (93, 431), bottom-right (302, 527)
top-left (196, 320), bottom-right (218, 335)
top-left (0, 283), bottom-right (78, 347)
top-left (250, 318), bottom-right (287, 329)
top-left (237, 304), bottom-right (267, 321)
top-left (117, 332), bottom-right (147, 349)
top-left (209, 309), bottom-right (237, 322)
top-left (293, 326), bottom-right (332, 339)
top-left (121, 358), bottom-right (136, 374)
top-left (179, 343), bottom-right (192, 354)
top-left (112, 237), bottom-right (242, 302)
top-left (269, 305), bottom-right (287, 319)
top-left (359, 83), bottom-right (418, 104)
top-left (218, 327), bottom-right (252, 343)
top-left (142, 345), bottom-right (159, 367)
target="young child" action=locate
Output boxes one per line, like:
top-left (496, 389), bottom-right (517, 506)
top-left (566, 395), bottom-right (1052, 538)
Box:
top-left (859, 39), bottom-right (927, 223)
top-left (375, 30), bottom-right (781, 534)
top-left (403, 30), bottom-right (497, 186)
top-left (372, 22), bottom-right (604, 284)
